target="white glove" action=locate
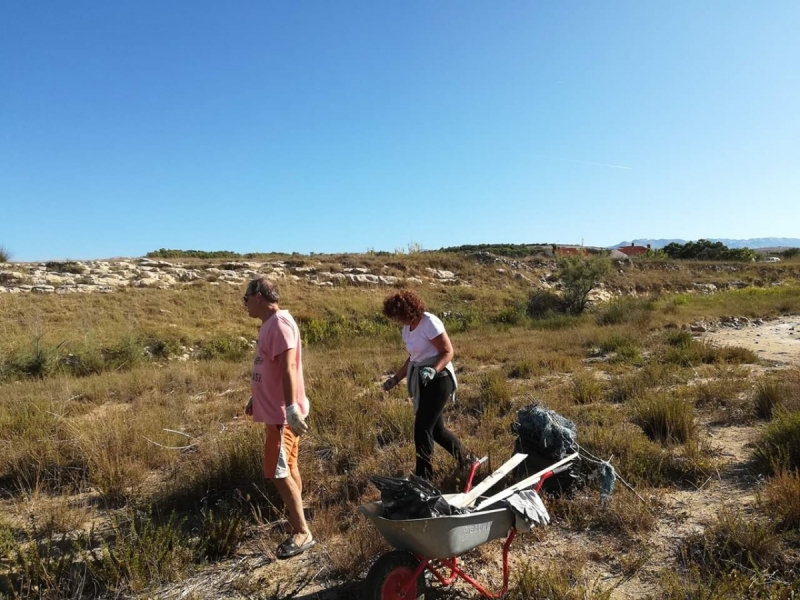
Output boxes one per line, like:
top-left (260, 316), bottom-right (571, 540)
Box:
top-left (286, 403), bottom-right (309, 436)
top-left (419, 367), bottom-right (436, 386)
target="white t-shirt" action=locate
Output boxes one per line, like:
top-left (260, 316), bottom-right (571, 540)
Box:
top-left (402, 312), bottom-right (446, 362)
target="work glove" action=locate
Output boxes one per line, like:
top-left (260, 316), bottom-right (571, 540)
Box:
top-left (419, 367), bottom-right (437, 386)
top-left (245, 397), bottom-right (253, 416)
top-left (286, 403), bottom-right (310, 436)
top-left (383, 375), bottom-right (399, 392)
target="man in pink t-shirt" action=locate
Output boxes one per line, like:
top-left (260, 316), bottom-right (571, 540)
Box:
top-left (243, 277), bottom-right (314, 559)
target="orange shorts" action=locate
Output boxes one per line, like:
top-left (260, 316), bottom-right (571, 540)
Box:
top-left (263, 424), bottom-right (299, 479)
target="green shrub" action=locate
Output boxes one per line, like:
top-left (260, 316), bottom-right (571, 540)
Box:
top-left (102, 336), bottom-right (148, 370)
top-left (194, 335), bottom-right (251, 361)
top-left (526, 290), bottom-right (565, 319)
top-left (754, 373), bottom-right (800, 420)
top-left (596, 298), bottom-right (655, 326)
top-left (157, 427), bottom-right (267, 511)
top-left (677, 510), bottom-right (784, 578)
top-left (0, 522), bottom-right (91, 599)
top-left (45, 261), bottom-right (86, 274)
top-left (762, 469), bottom-right (800, 531)
top-left (88, 511), bottom-right (194, 592)
top-left (557, 255), bottom-right (611, 315)
top-left (663, 336), bottom-right (758, 367)
top-left (631, 394), bottom-right (696, 445)
top-left (0, 245), bottom-right (11, 263)
top-left (508, 560), bottom-right (612, 600)
top-left (570, 372), bottom-right (604, 404)
top-left (196, 505), bottom-right (247, 561)
top-left (507, 359), bottom-right (537, 379)
top-left (597, 334), bottom-right (642, 363)
top-left (753, 410), bottom-right (800, 473)
top-left (491, 300), bottom-right (528, 325)
top-left (463, 371), bottom-right (513, 415)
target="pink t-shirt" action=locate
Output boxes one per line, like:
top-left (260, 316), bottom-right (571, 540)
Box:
top-left (251, 310), bottom-right (309, 425)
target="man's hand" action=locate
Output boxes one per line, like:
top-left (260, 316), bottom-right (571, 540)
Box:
top-left (286, 403), bottom-right (310, 436)
top-left (383, 375), bottom-right (398, 392)
top-left (245, 397), bottom-right (253, 416)
top-left (420, 367), bottom-right (436, 386)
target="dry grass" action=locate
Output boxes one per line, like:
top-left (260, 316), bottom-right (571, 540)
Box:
top-left (0, 259), bottom-right (798, 598)
top-left (761, 469), bottom-right (800, 531)
top-left (754, 410), bottom-right (800, 474)
top-left (676, 509), bottom-right (789, 578)
top-left (630, 393), bottom-right (697, 445)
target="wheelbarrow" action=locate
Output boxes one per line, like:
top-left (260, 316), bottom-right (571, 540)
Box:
top-left (359, 455), bottom-right (577, 599)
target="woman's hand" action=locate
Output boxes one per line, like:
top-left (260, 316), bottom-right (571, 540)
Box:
top-left (383, 375), bottom-right (399, 391)
top-left (419, 367), bottom-right (437, 386)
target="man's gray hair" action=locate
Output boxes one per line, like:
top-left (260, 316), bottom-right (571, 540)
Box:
top-left (246, 277), bottom-right (280, 303)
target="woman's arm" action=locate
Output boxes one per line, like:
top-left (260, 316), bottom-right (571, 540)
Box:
top-left (428, 331), bottom-right (454, 373)
top-left (394, 356), bottom-right (410, 382)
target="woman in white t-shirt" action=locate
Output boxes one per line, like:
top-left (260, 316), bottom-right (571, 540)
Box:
top-left (382, 290), bottom-right (468, 480)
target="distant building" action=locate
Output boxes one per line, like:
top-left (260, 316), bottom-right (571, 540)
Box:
top-left (617, 242), bottom-right (650, 257)
top-left (555, 246), bottom-right (586, 257)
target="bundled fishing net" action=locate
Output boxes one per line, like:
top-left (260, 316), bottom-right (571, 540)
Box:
top-left (512, 402), bottom-right (616, 496)
top-left (512, 404), bottom-right (578, 460)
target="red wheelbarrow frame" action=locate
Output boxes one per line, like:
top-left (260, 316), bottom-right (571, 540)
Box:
top-left (393, 461), bottom-right (557, 599)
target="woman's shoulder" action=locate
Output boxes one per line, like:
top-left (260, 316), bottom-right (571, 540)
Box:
top-left (422, 312), bottom-right (446, 333)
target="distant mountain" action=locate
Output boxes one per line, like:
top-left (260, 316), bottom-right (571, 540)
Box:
top-left (614, 238), bottom-right (800, 250)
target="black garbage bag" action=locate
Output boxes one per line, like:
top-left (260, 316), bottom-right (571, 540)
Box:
top-left (370, 475), bottom-right (467, 520)
top-left (511, 403), bottom-right (581, 493)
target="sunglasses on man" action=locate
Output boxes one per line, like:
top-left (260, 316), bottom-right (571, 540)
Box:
top-left (242, 292), bottom-right (259, 304)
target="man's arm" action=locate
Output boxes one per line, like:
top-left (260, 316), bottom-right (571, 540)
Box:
top-left (278, 346), bottom-right (299, 408)
top-left (278, 346), bottom-right (309, 435)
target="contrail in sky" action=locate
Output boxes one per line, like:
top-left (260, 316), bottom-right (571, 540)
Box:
top-left (542, 157), bottom-right (634, 170)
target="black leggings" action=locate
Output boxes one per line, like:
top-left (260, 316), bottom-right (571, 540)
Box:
top-left (414, 373), bottom-right (464, 479)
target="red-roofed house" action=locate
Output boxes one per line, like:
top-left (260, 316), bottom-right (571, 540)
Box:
top-left (617, 242), bottom-right (650, 257)
top-left (555, 246), bottom-right (586, 257)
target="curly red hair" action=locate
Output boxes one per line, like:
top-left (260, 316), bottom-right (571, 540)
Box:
top-left (383, 290), bottom-right (426, 322)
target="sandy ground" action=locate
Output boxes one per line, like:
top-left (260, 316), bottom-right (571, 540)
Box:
top-left (141, 317), bottom-right (800, 599)
top-left (704, 316), bottom-right (800, 366)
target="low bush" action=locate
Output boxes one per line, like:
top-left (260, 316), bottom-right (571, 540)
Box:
top-left (554, 489), bottom-right (657, 540)
top-left (630, 394), bottom-right (696, 445)
top-left (45, 261), bottom-right (86, 274)
top-left (663, 333), bottom-right (758, 367)
top-left (753, 410), bottom-right (800, 473)
top-left (88, 511), bottom-right (194, 593)
top-left (507, 359), bottom-right (537, 379)
top-left (570, 372), bottom-right (604, 404)
top-left (580, 423), bottom-right (713, 487)
top-left (194, 334), bottom-right (251, 361)
top-left (596, 334), bottom-right (642, 363)
top-left (0, 524), bottom-right (92, 599)
top-left (196, 504), bottom-right (248, 561)
top-left (508, 559), bottom-right (612, 600)
top-left (677, 510), bottom-right (785, 578)
top-left (463, 371), bottom-right (513, 415)
top-left (595, 297), bottom-right (655, 327)
top-left (526, 290), bottom-right (566, 319)
top-left (754, 371), bottom-right (800, 420)
top-left (0, 245), bottom-right (10, 262)
top-left (156, 426), bottom-right (269, 512)
top-left (762, 469), bottom-right (800, 531)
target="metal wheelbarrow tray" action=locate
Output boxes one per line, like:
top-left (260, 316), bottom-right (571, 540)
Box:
top-left (359, 495), bottom-right (514, 559)
top-left (359, 454), bottom-right (578, 599)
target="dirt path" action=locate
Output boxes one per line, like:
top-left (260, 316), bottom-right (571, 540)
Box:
top-left (704, 316), bottom-right (800, 366)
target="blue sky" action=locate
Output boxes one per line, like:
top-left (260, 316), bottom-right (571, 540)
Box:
top-left (1, 2), bottom-right (798, 261)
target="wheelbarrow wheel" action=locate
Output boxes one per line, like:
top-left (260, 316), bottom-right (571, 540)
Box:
top-left (363, 550), bottom-right (426, 600)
